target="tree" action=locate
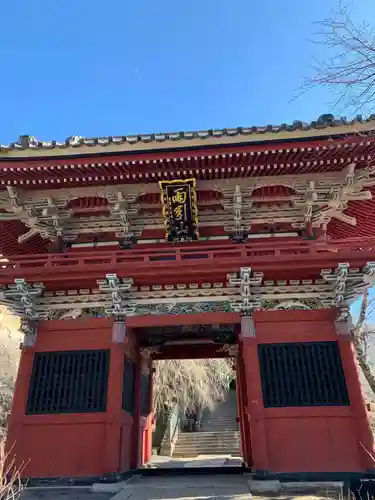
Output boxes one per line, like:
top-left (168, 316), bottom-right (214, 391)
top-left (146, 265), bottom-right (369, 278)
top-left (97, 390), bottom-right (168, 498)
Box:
top-left (305, 1), bottom-right (375, 399)
top-left (305, 0), bottom-right (375, 111)
top-left (352, 290), bottom-right (375, 397)
top-left (152, 358), bottom-right (233, 414)
top-left (0, 308), bottom-right (22, 438)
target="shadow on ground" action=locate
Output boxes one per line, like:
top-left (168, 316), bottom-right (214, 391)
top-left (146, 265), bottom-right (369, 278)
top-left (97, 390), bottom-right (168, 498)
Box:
top-left (20, 475), bottom-right (342, 500)
top-left (21, 488), bottom-right (113, 500)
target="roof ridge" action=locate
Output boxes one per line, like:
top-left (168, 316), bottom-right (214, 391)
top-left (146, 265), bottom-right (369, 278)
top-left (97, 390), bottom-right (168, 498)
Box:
top-left (1, 114), bottom-right (375, 152)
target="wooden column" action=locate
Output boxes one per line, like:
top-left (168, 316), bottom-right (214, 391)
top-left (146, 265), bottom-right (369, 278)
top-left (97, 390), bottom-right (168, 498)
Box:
top-left (236, 353), bottom-right (249, 465)
top-left (131, 343), bottom-right (142, 469)
top-left (104, 321), bottom-right (126, 474)
top-left (240, 316), bottom-right (269, 472)
top-left (144, 361), bottom-right (154, 464)
top-left (6, 346), bottom-right (35, 463)
top-left (139, 354), bottom-right (152, 467)
top-left (338, 336), bottom-right (374, 469)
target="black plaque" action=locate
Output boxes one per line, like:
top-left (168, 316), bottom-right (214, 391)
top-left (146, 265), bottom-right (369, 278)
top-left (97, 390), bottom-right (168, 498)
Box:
top-left (159, 178), bottom-right (199, 242)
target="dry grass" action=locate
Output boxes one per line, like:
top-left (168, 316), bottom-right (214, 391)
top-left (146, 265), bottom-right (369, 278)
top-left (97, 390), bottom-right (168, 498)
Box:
top-left (0, 307), bottom-right (22, 438)
top-left (0, 441), bottom-right (26, 499)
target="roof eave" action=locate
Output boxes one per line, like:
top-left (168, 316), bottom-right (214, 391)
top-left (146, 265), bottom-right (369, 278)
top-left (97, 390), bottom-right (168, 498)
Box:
top-left (1, 118), bottom-right (375, 160)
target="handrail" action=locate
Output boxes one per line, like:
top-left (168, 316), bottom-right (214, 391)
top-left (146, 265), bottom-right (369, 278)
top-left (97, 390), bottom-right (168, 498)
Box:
top-left (0, 236), bottom-right (374, 273)
top-left (6, 235), bottom-right (375, 263)
top-left (160, 403), bottom-right (181, 455)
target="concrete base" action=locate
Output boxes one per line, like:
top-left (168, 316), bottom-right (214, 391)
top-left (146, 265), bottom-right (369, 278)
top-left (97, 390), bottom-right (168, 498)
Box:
top-left (146, 454), bottom-right (242, 469)
top-left (283, 481), bottom-right (343, 493)
top-left (92, 476), bottom-right (137, 494)
top-left (92, 475), bottom-right (344, 500)
top-left (248, 479), bottom-right (281, 493)
top-left (248, 479), bottom-right (343, 494)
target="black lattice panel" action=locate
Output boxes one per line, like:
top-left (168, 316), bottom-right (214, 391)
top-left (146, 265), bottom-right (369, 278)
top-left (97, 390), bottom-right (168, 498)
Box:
top-left (26, 350), bottom-right (110, 415)
top-left (258, 341), bottom-right (350, 407)
top-left (122, 356), bottom-right (135, 415)
top-left (140, 372), bottom-right (150, 417)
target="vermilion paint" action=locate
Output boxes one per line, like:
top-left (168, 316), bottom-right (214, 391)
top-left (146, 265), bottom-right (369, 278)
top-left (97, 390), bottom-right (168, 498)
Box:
top-left (6, 309), bottom-right (374, 477)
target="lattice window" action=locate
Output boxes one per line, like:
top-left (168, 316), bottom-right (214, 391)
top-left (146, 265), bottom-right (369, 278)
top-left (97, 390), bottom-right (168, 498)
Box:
top-left (122, 356), bottom-right (135, 415)
top-left (140, 372), bottom-right (150, 417)
top-left (26, 350), bottom-right (110, 415)
top-left (258, 341), bottom-right (350, 407)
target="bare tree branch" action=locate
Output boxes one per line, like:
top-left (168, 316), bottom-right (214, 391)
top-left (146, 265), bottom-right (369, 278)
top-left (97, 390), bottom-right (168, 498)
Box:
top-left (304, 0), bottom-right (375, 111)
top-left (153, 359), bottom-right (233, 413)
top-left (351, 290), bottom-right (375, 397)
top-left (353, 288), bottom-right (369, 336)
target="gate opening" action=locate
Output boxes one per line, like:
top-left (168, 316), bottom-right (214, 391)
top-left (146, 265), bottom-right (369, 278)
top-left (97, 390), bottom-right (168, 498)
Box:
top-left (135, 322), bottom-right (248, 471)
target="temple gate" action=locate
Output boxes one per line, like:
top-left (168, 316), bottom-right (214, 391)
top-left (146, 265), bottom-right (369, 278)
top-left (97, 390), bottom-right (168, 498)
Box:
top-left (0, 116), bottom-right (375, 477)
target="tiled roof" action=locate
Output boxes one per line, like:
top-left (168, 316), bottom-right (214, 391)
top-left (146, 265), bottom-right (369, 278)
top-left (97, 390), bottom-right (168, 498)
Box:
top-left (1, 114), bottom-right (375, 155)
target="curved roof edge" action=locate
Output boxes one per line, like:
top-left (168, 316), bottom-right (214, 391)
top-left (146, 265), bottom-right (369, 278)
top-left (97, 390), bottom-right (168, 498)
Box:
top-left (1, 114), bottom-right (375, 159)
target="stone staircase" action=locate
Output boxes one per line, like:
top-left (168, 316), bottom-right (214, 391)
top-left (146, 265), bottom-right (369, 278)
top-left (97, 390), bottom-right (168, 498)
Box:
top-left (172, 390), bottom-right (241, 458)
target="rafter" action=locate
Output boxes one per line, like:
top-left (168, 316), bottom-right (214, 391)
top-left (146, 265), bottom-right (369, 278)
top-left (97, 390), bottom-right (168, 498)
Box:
top-left (0, 165), bottom-right (374, 246)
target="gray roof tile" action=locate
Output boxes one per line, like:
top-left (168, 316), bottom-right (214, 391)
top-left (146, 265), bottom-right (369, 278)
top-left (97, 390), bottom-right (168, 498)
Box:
top-left (1, 114), bottom-right (375, 152)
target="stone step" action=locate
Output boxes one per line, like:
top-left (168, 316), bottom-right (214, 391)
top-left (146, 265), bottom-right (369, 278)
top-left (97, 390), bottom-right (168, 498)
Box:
top-left (174, 440), bottom-right (241, 446)
top-left (200, 418), bottom-right (237, 423)
top-left (175, 445), bottom-right (240, 451)
top-left (173, 451), bottom-right (241, 458)
top-left (175, 441), bottom-right (240, 448)
top-left (179, 430), bottom-right (240, 435)
top-left (201, 420), bottom-right (237, 424)
top-left (203, 413), bottom-right (237, 417)
top-left (199, 426), bottom-right (238, 430)
top-left (199, 430), bottom-right (238, 433)
top-left (203, 411), bottom-right (237, 420)
top-left (175, 442), bottom-right (240, 449)
top-left (173, 447), bottom-right (240, 457)
top-left (200, 425), bottom-right (238, 428)
top-left (179, 430), bottom-right (240, 441)
top-left (200, 423), bottom-right (238, 426)
top-left (174, 448), bottom-right (241, 454)
top-left (177, 434), bottom-right (240, 441)
top-left (174, 442), bottom-right (241, 450)
top-left (200, 426), bottom-right (238, 430)
top-left (172, 391), bottom-right (240, 459)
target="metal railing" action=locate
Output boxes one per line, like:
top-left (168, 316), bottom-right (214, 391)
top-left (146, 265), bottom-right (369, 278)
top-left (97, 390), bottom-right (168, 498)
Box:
top-left (159, 403), bottom-right (182, 455)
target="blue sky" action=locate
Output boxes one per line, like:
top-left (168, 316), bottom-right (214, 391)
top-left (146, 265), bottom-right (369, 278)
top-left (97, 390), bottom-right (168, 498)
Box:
top-left (0, 0), bottom-right (374, 144)
top-left (352, 289), bottom-right (375, 324)
top-left (0, 0), bottom-right (374, 320)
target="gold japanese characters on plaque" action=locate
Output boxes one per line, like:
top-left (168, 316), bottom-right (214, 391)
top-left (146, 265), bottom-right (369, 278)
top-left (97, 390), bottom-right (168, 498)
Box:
top-left (159, 178), bottom-right (199, 242)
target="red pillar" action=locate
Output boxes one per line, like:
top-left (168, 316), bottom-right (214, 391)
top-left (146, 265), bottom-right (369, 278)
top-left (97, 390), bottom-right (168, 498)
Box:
top-left (6, 346), bottom-right (35, 467)
top-left (140, 356), bottom-right (153, 467)
top-left (6, 347), bottom-right (35, 475)
top-left (240, 316), bottom-right (269, 472)
top-left (338, 336), bottom-right (374, 469)
top-left (131, 344), bottom-right (141, 469)
top-left (104, 326), bottom-right (125, 475)
top-left (236, 353), bottom-right (251, 466)
top-left (144, 362), bottom-right (154, 464)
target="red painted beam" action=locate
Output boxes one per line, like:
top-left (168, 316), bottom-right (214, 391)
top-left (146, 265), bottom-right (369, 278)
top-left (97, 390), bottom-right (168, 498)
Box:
top-left (129, 312), bottom-right (240, 328)
top-left (153, 344), bottom-right (230, 360)
top-left (0, 238), bottom-right (373, 285)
